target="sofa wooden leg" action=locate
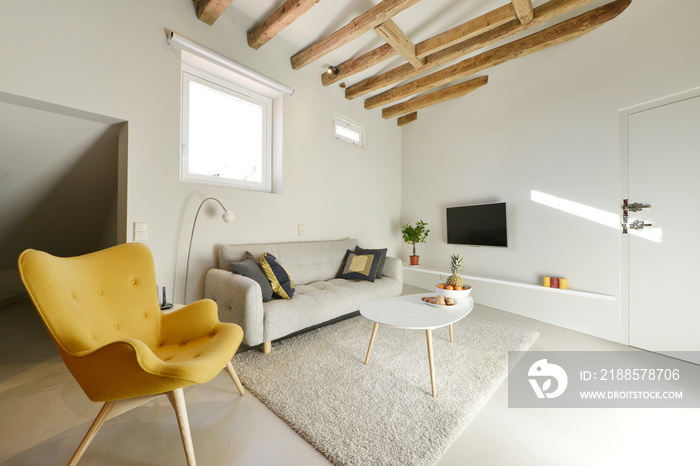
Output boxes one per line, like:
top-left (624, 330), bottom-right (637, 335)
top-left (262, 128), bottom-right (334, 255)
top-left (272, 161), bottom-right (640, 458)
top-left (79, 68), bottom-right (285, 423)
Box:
top-left (262, 341), bottom-right (271, 354)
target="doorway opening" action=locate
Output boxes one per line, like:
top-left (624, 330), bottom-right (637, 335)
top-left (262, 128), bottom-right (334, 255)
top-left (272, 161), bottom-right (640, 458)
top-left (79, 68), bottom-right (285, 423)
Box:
top-left (0, 91), bottom-right (127, 303)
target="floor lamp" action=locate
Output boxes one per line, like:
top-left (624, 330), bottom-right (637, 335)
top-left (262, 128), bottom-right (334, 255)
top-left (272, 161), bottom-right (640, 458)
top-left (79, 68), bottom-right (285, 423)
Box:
top-left (184, 197), bottom-right (234, 303)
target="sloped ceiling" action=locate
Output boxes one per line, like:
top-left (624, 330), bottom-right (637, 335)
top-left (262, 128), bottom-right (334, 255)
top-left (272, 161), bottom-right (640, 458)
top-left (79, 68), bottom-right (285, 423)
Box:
top-left (0, 101), bottom-right (120, 271)
top-left (214, 0), bottom-right (626, 125)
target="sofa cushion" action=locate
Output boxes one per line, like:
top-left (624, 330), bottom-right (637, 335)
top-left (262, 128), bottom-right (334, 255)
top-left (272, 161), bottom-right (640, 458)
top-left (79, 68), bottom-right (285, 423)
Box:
top-left (338, 249), bottom-right (380, 282)
top-left (260, 253), bottom-right (295, 299)
top-left (231, 251), bottom-right (273, 302)
top-left (262, 277), bottom-right (403, 343)
top-left (218, 239), bottom-right (358, 286)
top-left (355, 246), bottom-right (388, 278)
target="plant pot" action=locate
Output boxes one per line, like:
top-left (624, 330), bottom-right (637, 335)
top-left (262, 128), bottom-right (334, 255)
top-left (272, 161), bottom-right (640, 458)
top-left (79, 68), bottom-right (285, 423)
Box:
top-left (409, 255), bottom-right (420, 266)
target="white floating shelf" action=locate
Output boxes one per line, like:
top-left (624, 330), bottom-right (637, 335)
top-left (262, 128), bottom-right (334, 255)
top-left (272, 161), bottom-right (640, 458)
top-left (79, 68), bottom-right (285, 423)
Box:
top-left (404, 265), bottom-right (615, 301)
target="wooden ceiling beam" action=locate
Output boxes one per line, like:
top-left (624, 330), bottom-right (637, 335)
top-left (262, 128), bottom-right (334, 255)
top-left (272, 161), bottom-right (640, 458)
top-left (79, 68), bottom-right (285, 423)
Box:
top-left (511, 0), bottom-right (535, 24)
top-left (195, 0), bottom-right (234, 26)
top-left (323, 2), bottom-right (515, 87)
top-left (375, 19), bottom-right (424, 68)
top-left (248, 0), bottom-right (324, 50)
top-left (346, 0), bottom-right (601, 100)
top-left (397, 112), bottom-right (418, 126)
top-left (415, 3), bottom-right (516, 58)
top-left (365, 0), bottom-right (631, 110)
top-left (382, 76), bottom-right (488, 119)
top-left (290, 0), bottom-right (423, 70)
top-left (322, 44), bottom-right (397, 87)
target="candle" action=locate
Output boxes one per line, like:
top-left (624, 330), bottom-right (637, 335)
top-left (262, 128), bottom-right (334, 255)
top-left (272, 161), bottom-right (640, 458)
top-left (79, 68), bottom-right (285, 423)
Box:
top-left (559, 278), bottom-right (568, 290)
top-left (543, 276), bottom-right (551, 287)
top-left (551, 277), bottom-right (559, 288)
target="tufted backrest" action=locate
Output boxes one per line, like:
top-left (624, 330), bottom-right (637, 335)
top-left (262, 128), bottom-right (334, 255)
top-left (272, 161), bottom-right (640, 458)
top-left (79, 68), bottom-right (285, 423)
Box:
top-left (18, 243), bottom-right (162, 355)
top-left (218, 238), bottom-right (358, 286)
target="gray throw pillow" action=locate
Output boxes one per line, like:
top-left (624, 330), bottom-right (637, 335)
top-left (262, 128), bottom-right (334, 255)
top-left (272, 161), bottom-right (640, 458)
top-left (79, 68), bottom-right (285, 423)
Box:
top-left (231, 251), bottom-right (274, 302)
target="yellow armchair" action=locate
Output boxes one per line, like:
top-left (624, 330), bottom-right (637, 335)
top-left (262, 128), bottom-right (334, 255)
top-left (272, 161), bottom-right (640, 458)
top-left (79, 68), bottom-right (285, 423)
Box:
top-left (18, 242), bottom-right (244, 465)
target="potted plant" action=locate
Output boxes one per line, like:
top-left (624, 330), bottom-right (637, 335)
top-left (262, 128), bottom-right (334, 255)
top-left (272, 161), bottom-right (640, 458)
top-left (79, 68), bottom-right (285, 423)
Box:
top-left (401, 220), bottom-right (429, 266)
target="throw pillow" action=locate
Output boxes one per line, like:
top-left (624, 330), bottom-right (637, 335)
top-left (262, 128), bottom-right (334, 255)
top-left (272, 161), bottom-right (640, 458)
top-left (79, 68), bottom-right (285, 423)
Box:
top-left (339, 249), bottom-right (380, 282)
top-left (231, 251), bottom-right (273, 302)
top-left (355, 246), bottom-right (388, 278)
top-left (260, 253), bottom-right (295, 299)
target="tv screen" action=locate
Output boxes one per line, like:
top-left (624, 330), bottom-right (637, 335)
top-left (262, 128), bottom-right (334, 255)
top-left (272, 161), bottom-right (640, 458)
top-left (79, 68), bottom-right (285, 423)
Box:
top-left (446, 202), bottom-right (508, 247)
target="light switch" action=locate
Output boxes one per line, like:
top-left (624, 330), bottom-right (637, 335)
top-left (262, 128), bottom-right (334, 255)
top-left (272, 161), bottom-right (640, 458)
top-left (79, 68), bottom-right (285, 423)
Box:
top-left (134, 222), bottom-right (147, 242)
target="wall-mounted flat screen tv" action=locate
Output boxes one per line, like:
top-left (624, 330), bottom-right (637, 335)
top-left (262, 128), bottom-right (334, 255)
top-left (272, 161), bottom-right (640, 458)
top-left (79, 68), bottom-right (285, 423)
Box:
top-left (446, 202), bottom-right (508, 247)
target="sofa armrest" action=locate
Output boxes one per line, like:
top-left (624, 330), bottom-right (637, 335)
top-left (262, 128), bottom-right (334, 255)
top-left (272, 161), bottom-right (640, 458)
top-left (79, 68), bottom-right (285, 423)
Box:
top-left (382, 256), bottom-right (403, 283)
top-left (204, 268), bottom-right (264, 346)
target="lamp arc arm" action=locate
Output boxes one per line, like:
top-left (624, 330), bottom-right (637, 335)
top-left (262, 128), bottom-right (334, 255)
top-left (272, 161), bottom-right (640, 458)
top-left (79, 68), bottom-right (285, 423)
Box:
top-left (183, 197), bottom-right (234, 304)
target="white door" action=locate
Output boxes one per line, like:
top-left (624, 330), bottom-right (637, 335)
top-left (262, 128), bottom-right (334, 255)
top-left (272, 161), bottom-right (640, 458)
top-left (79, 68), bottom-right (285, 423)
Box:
top-left (626, 91), bottom-right (700, 362)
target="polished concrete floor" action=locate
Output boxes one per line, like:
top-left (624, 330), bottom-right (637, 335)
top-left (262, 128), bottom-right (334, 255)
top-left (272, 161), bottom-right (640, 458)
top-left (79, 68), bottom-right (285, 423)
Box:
top-left (1, 290), bottom-right (698, 465)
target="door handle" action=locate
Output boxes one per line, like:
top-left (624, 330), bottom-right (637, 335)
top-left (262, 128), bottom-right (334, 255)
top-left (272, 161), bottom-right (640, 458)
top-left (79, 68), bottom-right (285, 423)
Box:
top-left (621, 199), bottom-right (652, 234)
top-left (628, 220), bottom-right (652, 230)
top-left (627, 202), bottom-right (651, 212)
top-left (622, 199), bottom-right (651, 213)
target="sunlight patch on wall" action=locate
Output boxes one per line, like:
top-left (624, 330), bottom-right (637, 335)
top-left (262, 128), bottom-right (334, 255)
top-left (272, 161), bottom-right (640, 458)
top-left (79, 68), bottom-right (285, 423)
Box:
top-left (530, 190), bottom-right (662, 243)
top-left (530, 190), bottom-right (620, 228)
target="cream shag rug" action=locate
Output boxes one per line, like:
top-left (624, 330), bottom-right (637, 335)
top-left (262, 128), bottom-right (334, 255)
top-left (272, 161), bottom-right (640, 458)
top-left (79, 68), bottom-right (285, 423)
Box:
top-left (233, 313), bottom-right (538, 466)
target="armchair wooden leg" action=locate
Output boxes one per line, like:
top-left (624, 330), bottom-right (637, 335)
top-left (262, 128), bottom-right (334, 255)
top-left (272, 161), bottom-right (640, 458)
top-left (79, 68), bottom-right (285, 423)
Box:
top-left (262, 341), bottom-right (271, 354)
top-left (68, 400), bottom-right (116, 466)
top-left (167, 389), bottom-right (197, 466)
top-left (225, 361), bottom-right (245, 395)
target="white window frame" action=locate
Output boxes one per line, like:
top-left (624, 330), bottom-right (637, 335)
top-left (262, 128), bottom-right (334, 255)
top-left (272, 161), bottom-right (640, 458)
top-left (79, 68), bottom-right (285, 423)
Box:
top-left (333, 115), bottom-right (366, 149)
top-left (181, 68), bottom-right (272, 191)
top-left (174, 44), bottom-right (290, 193)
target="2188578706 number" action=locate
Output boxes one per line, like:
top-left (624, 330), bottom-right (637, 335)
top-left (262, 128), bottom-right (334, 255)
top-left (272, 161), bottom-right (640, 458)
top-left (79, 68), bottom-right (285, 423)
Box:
top-left (600, 368), bottom-right (680, 381)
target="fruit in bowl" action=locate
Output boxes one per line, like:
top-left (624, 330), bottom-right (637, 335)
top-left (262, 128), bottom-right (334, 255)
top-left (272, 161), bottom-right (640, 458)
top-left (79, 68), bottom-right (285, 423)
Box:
top-left (435, 284), bottom-right (472, 297)
top-left (435, 254), bottom-right (472, 297)
top-left (437, 283), bottom-right (466, 291)
top-left (447, 254), bottom-right (464, 288)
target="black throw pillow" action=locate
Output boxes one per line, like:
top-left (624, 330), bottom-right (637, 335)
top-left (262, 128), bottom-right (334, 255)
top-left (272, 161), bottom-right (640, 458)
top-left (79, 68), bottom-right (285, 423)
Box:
top-left (355, 246), bottom-right (388, 278)
top-left (339, 249), bottom-right (380, 282)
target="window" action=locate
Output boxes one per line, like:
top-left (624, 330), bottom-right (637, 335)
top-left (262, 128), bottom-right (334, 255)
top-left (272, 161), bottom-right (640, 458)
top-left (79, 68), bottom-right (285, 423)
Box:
top-left (182, 71), bottom-right (271, 191)
top-left (174, 42), bottom-right (292, 193)
top-left (334, 116), bottom-right (366, 149)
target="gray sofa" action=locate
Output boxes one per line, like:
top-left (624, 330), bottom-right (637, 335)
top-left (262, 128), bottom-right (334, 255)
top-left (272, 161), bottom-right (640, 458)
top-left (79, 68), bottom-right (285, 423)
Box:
top-left (204, 238), bottom-right (402, 353)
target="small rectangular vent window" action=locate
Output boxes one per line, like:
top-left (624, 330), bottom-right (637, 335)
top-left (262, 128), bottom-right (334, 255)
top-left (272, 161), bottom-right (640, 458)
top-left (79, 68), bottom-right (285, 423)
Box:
top-left (333, 116), bottom-right (366, 149)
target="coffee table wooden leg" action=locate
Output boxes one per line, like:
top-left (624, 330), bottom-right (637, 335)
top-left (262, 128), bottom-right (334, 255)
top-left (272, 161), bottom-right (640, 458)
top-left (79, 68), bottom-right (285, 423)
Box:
top-left (365, 323), bottom-right (379, 365)
top-left (449, 324), bottom-right (454, 343)
top-left (426, 329), bottom-right (437, 397)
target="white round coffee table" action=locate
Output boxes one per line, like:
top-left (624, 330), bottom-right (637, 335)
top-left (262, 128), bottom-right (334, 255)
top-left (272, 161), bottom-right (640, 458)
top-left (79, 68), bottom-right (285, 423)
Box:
top-left (360, 293), bottom-right (474, 397)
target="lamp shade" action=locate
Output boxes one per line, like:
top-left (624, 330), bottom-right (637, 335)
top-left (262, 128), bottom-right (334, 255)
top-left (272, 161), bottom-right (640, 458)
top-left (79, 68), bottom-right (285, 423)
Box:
top-left (222, 210), bottom-right (235, 223)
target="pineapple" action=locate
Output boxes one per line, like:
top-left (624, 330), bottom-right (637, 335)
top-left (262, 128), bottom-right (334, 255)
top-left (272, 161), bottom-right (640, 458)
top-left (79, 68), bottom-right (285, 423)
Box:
top-left (446, 254), bottom-right (464, 288)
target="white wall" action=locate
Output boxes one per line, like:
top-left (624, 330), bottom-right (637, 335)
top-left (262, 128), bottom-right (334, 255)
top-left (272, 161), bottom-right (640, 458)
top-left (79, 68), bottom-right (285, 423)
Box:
top-left (400, 0), bottom-right (700, 341)
top-left (0, 0), bottom-right (402, 303)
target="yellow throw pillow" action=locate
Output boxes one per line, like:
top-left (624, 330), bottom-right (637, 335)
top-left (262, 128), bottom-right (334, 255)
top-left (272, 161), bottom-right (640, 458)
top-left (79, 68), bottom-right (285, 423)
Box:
top-left (259, 253), bottom-right (295, 299)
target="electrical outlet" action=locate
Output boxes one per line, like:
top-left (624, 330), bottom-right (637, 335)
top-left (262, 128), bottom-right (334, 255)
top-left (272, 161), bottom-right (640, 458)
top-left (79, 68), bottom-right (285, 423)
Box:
top-left (439, 275), bottom-right (448, 282)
